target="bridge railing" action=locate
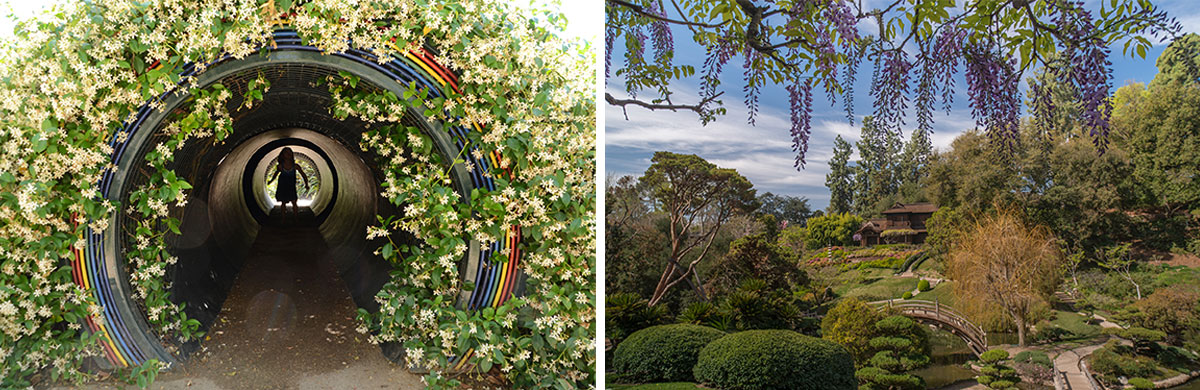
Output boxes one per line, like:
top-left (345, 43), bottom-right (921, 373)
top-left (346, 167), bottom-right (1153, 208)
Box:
top-left (870, 299), bottom-right (988, 353)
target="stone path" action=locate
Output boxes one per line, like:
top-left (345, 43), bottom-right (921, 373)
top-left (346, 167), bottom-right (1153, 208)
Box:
top-left (1054, 344), bottom-right (1103, 390)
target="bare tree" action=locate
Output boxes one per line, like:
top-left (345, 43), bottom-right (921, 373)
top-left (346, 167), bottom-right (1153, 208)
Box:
top-left (1098, 243), bottom-right (1141, 300)
top-left (948, 208), bottom-right (1062, 346)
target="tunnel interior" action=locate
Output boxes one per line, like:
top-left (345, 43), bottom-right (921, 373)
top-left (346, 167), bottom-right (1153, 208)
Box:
top-left (115, 61), bottom-right (435, 358)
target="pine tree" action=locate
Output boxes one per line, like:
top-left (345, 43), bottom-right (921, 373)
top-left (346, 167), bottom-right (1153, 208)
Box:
top-left (853, 116), bottom-right (902, 216)
top-left (826, 135), bottom-right (855, 215)
top-left (897, 127), bottom-right (933, 199)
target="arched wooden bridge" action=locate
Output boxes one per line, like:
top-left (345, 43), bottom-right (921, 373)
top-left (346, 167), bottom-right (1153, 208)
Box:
top-left (871, 299), bottom-right (989, 356)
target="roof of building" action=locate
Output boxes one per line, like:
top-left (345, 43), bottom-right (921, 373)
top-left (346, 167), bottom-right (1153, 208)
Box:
top-left (880, 202), bottom-right (939, 214)
top-left (856, 218), bottom-right (888, 234)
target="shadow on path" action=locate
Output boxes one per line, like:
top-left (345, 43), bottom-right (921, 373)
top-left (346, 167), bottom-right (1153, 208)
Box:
top-left (60, 208), bottom-right (421, 389)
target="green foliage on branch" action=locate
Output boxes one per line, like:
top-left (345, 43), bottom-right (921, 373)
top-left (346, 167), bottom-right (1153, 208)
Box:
top-left (805, 212), bottom-right (863, 249)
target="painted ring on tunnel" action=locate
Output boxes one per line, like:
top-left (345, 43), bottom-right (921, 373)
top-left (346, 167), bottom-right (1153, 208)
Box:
top-left (73, 30), bottom-right (526, 369)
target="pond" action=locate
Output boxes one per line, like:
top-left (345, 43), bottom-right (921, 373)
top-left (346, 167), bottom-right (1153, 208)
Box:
top-left (912, 327), bottom-right (1048, 390)
top-left (912, 326), bottom-right (977, 389)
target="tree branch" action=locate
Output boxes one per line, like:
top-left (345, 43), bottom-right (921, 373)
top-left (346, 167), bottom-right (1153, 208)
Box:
top-left (606, 91), bottom-right (724, 117)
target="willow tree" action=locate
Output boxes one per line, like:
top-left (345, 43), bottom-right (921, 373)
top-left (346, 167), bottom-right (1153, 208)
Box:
top-left (607, 0), bottom-right (1183, 168)
top-left (948, 209), bottom-right (1062, 346)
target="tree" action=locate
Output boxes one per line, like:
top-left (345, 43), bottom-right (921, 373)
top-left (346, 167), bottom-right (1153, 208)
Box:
top-left (821, 297), bottom-right (885, 363)
top-left (826, 134), bottom-right (855, 215)
top-left (641, 151), bottom-right (757, 306)
top-left (805, 212), bottom-right (863, 250)
top-left (756, 192), bottom-right (813, 226)
top-left (1111, 77), bottom-right (1200, 216)
top-left (854, 116), bottom-right (903, 216)
top-left (976, 349), bottom-right (1021, 390)
top-left (706, 228), bottom-right (808, 297)
top-left (606, 175), bottom-right (670, 297)
top-left (1151, 33), bottom-right (1200, 88)
top-left (922, 131), bottom-right (1021, 214)
top-left (948, 209), bottom-right (1062, 346)
top-left (897, 127), bottom-right (933, 198)
top-left (924, 207), bottom-right (966, 259)
top-left (855, 315), bottom-right (931, 390)
top-left (1129, 287), bottom-right (1200, 345)
top-left (606, 0), bottom-right (1180, 167)
top-left (1097, 243), bottom-right (1142, 300)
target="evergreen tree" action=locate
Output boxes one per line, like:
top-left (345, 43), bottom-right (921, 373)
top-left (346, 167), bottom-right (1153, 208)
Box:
top-left (853, 116), bottom-right (902, 216)
top-left (897, 127), bottom-right (933, 199)
top-left (825, 135), bottom-right (855, 215)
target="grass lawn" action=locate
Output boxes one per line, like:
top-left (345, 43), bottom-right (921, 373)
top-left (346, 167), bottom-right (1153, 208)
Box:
top-left (607, 383), bottom-right (704, 390)
top-left (912, 280), bottom-right (957, 306)
top-left (1047, 310), bottom-right (1101, 340)
top-left (837, 275), bottom-right (918, 301)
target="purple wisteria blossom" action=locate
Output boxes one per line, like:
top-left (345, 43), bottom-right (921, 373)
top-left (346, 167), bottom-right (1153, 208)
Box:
top-left (964, 44), bottom-right (1021, 152)
top-left (1053, 1), bottom-right (1114, 151)
top-left (870, 50), bottom-right (912, 136)
top-left (788, 79), bottom-right (815, 168)
top-left (744, 48), bottom-right (762, 125)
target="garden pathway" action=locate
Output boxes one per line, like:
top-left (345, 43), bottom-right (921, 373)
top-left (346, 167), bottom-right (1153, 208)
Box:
top-left (49, 208), bottom-right (422, 389)
top-left (1055, 344), bottom-right (1103, 390)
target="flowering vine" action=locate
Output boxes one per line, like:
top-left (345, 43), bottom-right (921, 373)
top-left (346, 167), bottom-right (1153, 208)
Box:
top-left (0, 0), bottom-right (594, 389)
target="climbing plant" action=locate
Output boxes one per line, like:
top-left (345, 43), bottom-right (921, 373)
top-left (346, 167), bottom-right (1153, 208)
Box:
top-left (0, 0), bottom-right (595, 389)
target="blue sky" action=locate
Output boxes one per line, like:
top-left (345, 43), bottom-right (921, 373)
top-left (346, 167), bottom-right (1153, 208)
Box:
top-left (606, 0), bottom-right (1200, 210)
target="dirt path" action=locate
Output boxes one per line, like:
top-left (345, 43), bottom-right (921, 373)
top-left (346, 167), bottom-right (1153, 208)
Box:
top-left (55, 210), bottom-right (422, 389)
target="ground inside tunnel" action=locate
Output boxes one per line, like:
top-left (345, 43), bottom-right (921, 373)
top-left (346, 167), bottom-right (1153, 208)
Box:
top-left (148, 208), bottom-right (421, 389)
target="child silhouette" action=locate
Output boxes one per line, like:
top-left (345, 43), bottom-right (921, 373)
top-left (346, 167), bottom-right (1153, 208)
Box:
top-left (269, 147), bottom-right (310, 222)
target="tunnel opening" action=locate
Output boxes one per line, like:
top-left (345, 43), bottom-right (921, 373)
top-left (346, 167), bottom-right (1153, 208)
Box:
top-left (97, 47), bottom-right (483, 369)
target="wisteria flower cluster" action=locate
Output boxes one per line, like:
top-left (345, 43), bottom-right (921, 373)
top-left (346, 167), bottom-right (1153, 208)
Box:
top-left (606, 0), bottom-right (1182, 169)
top-left (0, 0), bottom-right (595, 388)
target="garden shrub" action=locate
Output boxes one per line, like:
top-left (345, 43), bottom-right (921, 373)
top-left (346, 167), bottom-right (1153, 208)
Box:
top-left (677, 302), bottom-right (721, 326)
top-left (694, 330), bottom-right (857, 390)
top-left (856, 256), bottom-right (904, 270)
top-left (902, 291), bottom-right (913, 299)
top-left (612, 324), bottom-right (725, 383)
top-left (1129, 377), bottom-right (1155, 389)
top-left (1013, 350), bottom-right (1052, 369)
top-left (1089, 341), bottom-right (1159, 381)
top-left (977, 349), bottom-right (1020, 390)
top-left (1032, 324), bottom-right (1075, 343)
top-left (608, 293), bottom-right (670, 346)
top-left (917, 279), bottom-right (931, 292)
top-left (718, 279), bottom-right (803, 331)
top-left (822, 297), bottom-right (885, 362)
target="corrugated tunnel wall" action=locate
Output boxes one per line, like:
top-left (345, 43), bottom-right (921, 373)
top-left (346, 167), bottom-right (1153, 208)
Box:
top-left (78, 35), bottom-right (527, 370)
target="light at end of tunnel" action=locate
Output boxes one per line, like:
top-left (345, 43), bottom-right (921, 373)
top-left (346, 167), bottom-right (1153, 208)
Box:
top-left (270, 198), bottom-right (314, 207)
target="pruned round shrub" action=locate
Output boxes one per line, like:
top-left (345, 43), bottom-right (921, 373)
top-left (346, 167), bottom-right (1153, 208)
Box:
top-left (694, 330), bottom-right (856, 390)
top-left (902, 291), bottom-right (914, 299)
top-left (613, 324), bottom-right (725, 383)
top-left (1129, 377), bottom-right (1154, 389)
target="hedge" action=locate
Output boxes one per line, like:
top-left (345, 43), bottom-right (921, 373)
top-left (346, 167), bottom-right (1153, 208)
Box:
top-left (613, 324), bottom-right (726, 383)
top-left (694, 330), bottom-right (856, 390)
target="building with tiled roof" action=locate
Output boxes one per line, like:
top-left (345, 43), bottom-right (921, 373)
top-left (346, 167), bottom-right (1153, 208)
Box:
top-left (854, 202), bottom-right (937, 246)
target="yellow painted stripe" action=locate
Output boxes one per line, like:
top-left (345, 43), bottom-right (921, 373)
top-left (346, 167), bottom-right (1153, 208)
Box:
top-left (78, 241), bottom-right (130, 367)
top-left (489, 229), bottom-right (511, 307)
top-left (402, 51), bottom-right (449, 90)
